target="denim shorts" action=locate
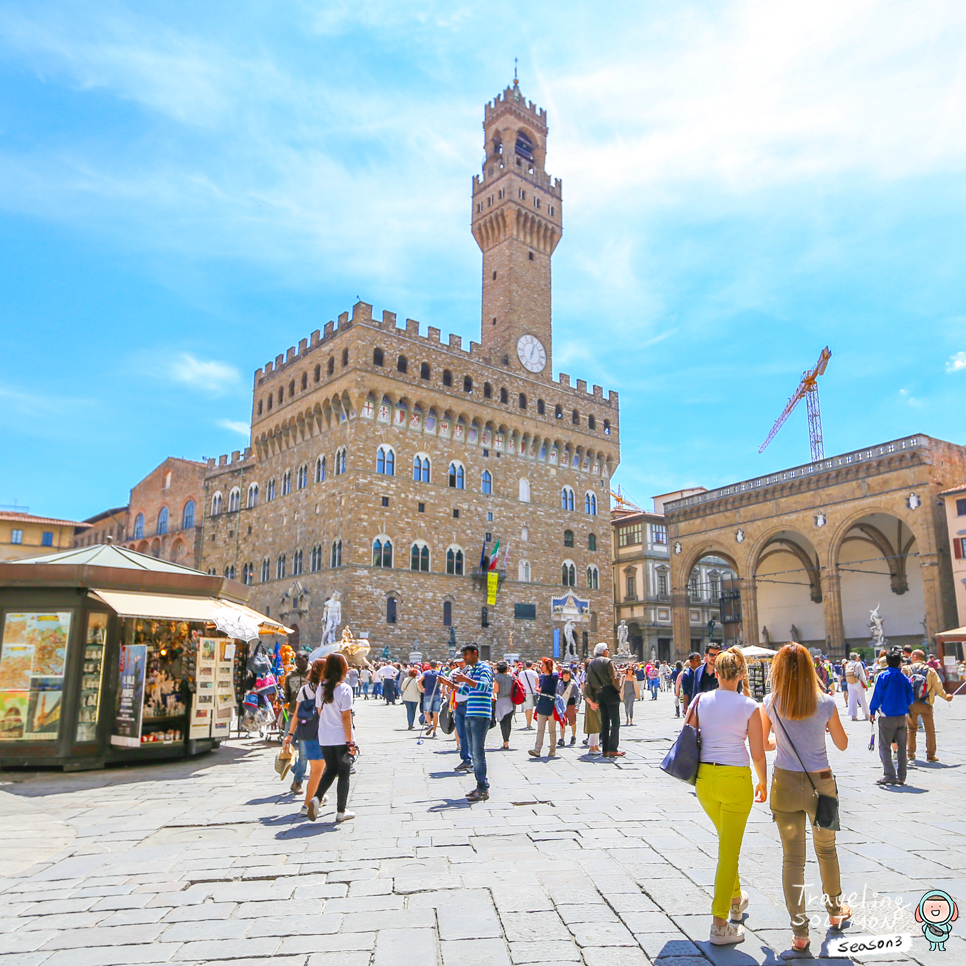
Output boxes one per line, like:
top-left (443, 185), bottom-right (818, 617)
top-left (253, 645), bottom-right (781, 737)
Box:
top-left (302, 738), bottom-right (323, 760)
top-left (423, 693), bottom-right (442, 714)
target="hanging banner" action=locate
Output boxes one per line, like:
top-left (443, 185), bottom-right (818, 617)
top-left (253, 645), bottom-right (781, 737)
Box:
top-left (487, 571), bottom-right (499, 606)
top-left (111, 644), bottom-right (147, 747)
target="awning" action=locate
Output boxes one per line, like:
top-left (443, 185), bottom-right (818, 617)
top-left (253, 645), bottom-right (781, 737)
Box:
top-left (89, 589), bottom-right (292, 641)
top-left (937, 626), bottom-right (966, 640)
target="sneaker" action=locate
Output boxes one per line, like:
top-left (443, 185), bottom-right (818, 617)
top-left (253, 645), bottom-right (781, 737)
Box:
top-left (336, 810), bottom-right (356, 823)
top-left (299, 805), bottom-right (308, 817)
top-left (581, 738), bottom-right (589, 746)
top-left (306, 798), bottom-right (319, 821)
top-left (466, 788), bottom-right (489, 802)
top-left (569, 736), bottom-right (576, 746)
top-left (731, 891), bottom-right (749, 923)
top-left (710, 921), bottom-right (745, 945)
top-left (455, 760), bottom-right (473, 772)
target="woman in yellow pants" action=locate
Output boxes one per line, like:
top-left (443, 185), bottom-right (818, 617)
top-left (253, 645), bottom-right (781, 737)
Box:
top-left (685, 649), bottom-right (767, 945)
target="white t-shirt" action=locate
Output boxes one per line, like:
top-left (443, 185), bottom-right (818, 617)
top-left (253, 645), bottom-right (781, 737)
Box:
top-left (378, 665), bottom-right (397, 681)
top-left (520, 669), bottom-right (539, 694)
top-left (693, 689), bottom-right (758, 767)
top-left (315, 682), bottom-right (354, 746)
top-left (360, 669), bottom-right (372, 684)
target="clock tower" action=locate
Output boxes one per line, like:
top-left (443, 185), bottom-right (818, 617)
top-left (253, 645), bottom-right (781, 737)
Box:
top-left (472, 80), bottom-right (562, 382)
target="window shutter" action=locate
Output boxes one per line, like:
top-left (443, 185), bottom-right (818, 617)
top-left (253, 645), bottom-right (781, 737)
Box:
top-left (956, 538), bottom-right (963, 560)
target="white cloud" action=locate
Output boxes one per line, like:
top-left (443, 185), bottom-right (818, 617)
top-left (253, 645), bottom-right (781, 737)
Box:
top-left (946, 352), bottom-right (966, 373)
top-left (169, 353), bottom-right (240, 392)
top-left (217, 419), bottom-right (251, 437)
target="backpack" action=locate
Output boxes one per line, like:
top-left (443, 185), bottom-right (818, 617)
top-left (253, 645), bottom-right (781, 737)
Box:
top-left (295, 685), bottom-right (319, 741)
top-left (511, 677), bottom-right (526, 705)
top-left (910, 666), bottom-right (930, 703)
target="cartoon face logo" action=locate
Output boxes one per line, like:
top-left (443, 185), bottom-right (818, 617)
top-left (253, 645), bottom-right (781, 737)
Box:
top-left (916, 889), bottom-right (958, 951)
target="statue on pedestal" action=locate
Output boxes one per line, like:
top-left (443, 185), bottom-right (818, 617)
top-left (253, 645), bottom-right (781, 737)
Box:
top-left (869, 605), bottom-right (886, 647)
top-left (322, 592), bottom-right (342, 646)
top-left (563, 619), bottom-right (578, 662)
top-left (616, 619), bottom-right (630, 656)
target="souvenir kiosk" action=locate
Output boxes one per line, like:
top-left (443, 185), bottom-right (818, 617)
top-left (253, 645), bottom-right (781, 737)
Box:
top-left (934, 626), bottom-right (966, 696)
top-left (0, 545), bottom-right (289, 770)
top-left (739, 644), bottom-right (778, 701)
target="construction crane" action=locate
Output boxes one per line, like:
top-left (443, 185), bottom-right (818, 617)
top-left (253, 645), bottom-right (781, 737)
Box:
top-left (759, 346), bottom-right (831, 461)
top-left (610, 486), bottom-right (642, 512)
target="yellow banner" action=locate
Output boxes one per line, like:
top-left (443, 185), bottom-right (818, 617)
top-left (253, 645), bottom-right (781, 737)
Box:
top-left (487, 571), bottom-right (499, 606)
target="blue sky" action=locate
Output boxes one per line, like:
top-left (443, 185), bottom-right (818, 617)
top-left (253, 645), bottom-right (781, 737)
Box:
top-left (3, 0), bottom-right (966, 520)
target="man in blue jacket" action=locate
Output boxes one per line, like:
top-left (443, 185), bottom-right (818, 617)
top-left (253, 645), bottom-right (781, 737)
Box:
top-left (870, 648), bottom-right (914, 786)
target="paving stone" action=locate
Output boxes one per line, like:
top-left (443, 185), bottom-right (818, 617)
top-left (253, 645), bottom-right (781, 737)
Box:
top-left (322, 895), bottom-right (404, 913)
top-left (245, 915), bottom-right (343, 937)
top-left (619, 911), bottom-right (678, 934)
top-left (38, 924), bottom-right (165, 950)
top-left (41, 945), bottom-right (184, 966)
top-left (581, 947), bottom-right (652, 966)
top-left (374, 927), bottom-right (438, 966)
top-left (498, 911), bottom-right (570, 942)
top-left (172, 938), bottom-right (278, 960)
top-left (440, 938), bottom-right (510, 966)
top-left (636, 934), bottom-right (700, 959)
top-left (277, 933), bottom-right (375, 954)
top-left (161, 920), bottom-right (245, 942)
top-left (507, 940), bottom-right (581, 963)
top-left (162, 902), bottom-right (238, 922)
top-left (341, 909), bottom-right (435, 933)
top-left (568, 921), bottom-right (637, 947)
top-left (306, 954), bottom-right (371, 966)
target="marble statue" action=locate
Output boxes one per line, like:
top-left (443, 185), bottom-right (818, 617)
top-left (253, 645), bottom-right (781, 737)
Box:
top-left (322, 591), bottom-right (342, 646)
top-left (761, 626), bottom-right (771, 644)
top-left (617, 619), bottom-right (630, 655)
top-left (309, 626), bottom-right (371, 668)
top-left (869, 605), bottom-right (886, 646)
top-left (563, 619), bottom-right (578, 661)
top-left (790, 624), bottom-right (801, 643)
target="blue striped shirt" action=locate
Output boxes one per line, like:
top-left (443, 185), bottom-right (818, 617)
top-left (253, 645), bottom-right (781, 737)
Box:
top-left (463, 661), bottom-right (494, 717)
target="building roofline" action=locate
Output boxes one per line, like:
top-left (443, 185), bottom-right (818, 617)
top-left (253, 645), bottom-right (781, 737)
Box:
top-left (0, 512), bottom-right (91, 528)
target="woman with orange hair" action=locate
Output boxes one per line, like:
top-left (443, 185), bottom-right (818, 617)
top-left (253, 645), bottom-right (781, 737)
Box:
top-left (761, 642), bottom-right (850, 954)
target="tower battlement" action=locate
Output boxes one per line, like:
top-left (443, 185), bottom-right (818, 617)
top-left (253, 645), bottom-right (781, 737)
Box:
top-left (484, 85), bottom-right (548, 129)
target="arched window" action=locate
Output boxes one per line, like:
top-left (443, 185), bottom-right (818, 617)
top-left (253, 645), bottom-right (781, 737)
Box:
top-left (555, 404), bottom-right (562, 419)
top-left (586, 565), bottom-right (600, 590)
top-left (484, 382), bottom-right (492, 399)
top-left (261, 557), bottom-right (270, 582)
top-left (537, 399), bottom-right (545, 415)
top-left (564, 529), bottom-right (574, 548)
top-left (373, 347), bottom-right (384, 366)
top-left (448, 462), bottom-right (465, 489)
top-left (562, 561), bottom-right (577, 587)
top-left (420, 362), bottom-right (430, 380)
top-left (328, 356), bottom-right (335, 376)
top-left (257, 400), bottom-right (263, 416)
top-left (278, 388), bottom-right (283, 404)
top-left (282, 470), bottom-right (291, 496)
top-left (341, 348), bottom-right (349, 367)
top-left (442, 369), bottom-right (453, 387)
top-left (267, 394), bottom-right (273, 411)
top-left (247, 483), bottom-right (259, 508)
top-left (267, 478), bottom-right (276, 501)
top-left (289, 380), bottom-right (295, 397)
top-left (397, 355), bottom-right (408, 374)
top-left (588, 414), bottom-right (596, 430)
top-left (518, 478), bottom-right (530, 502)
top-left (561, 486), bottom-right (574, 512)
top-left (211, 492), bottom-right (223, 516)
top-left (331, 539), bottom-right (343, 568)
top-left (372, 537), bottom-right (393, 568)
top-left (315, 456), bottom-right (326, 483)
top-left (292, 549), bottom-right (303, 576)
top-left (604, 419), bottom-right (611, 435)
top-left (157, 506), bottom-right (169, 536)
top-left (297, 464), bottom-right (308, 489)
top-left (411, 542), bottom-right (430, 572)
top-left (336, 447), bottom-right (347, 475)
top-left (314, 364), bottom-right (321, 383)
top-left (242, 563), bottom-right (253, 585)
top-left (518, 560), bottom-right (531, 582)
top-left (588, 532), bottom-right (597, 552)
top-left (500, 387), bottom-right (508, 404)
top-left (585, 491), bottom-right (597, 515)
top-left (443, 600), bottom-right (452, 626)
top-left (413, 455), bottom-right (431, 483)
top-left (376, 446), bottom-right (395, 476)
top-left (387, 596), bottom-right (397, 624)
top-left (228, 488), bottom-right (241, 513)
top-left (225, 564), bottom-right (235, 580)
top-left (464, 376), bottom-right (473, 393)
top-left (519, 393), bottom-right (526, 409)
top-left (446, 546), bottom-right (464, 575)
top-left (182, 501), bottom-right (194, 530)
top-left (311, 544), bottom-right (322, 572)
top-left (276, 553), bottom-right (287, 580)
top-left (709, 571), bottom-right (721, 601)
top-left (301, 372), bottom-right (307, 391)
top-left (133, 513), bottom-right (144, 539)
top-left (572, 410), bottom-right (579, 425)
top-left (481, 470), bottom-right (493, 495)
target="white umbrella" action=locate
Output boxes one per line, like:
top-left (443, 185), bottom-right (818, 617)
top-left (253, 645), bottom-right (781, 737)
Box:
top-left (740, 645), bottom-right (779, 659)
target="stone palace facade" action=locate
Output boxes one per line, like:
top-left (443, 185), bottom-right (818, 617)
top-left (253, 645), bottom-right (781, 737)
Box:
top-left (199, 81), bottom-right (620, 660)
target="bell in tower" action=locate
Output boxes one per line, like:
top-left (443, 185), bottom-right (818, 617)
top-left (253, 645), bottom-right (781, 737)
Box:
top-left (472, 79), bottom-right (562, 381)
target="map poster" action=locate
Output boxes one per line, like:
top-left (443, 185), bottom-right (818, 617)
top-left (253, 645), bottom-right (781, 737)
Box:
top-left (0, 645), bottom-right (34, 690)
top-left (0, 691), bottom-right (28, 740)
top-left (111, 644), bottom-right (147, 747)
top-left (25, 677), bottom-right (63, 740)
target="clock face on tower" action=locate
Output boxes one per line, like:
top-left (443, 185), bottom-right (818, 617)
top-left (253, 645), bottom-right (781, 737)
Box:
top-left (517, 334), bottom-right (547, 373)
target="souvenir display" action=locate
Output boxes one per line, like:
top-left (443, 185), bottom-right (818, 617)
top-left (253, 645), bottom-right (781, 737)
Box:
top-left (77, 612), bottom-right (107, 742)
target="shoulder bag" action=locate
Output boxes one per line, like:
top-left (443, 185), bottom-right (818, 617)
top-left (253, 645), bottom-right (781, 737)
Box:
top-left (660, 695), bottom-right (702, 785)
top-left (773, 708), bottom-right (840, 831)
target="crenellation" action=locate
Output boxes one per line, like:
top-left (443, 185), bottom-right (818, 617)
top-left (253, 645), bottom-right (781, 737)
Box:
top-left (311, 330), bottom-right (320, 346)
top-left (298, 338), bottom-right (307, 355)
top-left (428, 326), bottom-right (441, 343)
top-left (593, 385), bottom-right (603, 399)
top-left (470, 341), bottom-right (481, 355)
top-left (231, 450), bottom-right (240, 463)
top-left (383, 310), bottom-right (397, 328)
top-left (255, 368), bottom-right (264, 385)
top-left (559, 373), bottom-right (570, 388)
top-left (405, 318), bottom-right (419, 336)
top-left (352, 301), bottom-right (373, 324)
top-left (576, 379), bottom-right (587, 394)
top-left (338, 311), bottom-right (348, 326)
top-left (609, 390), bottom-right (619, 405)
top-left (218, 455), bottom-right (227, 467)
top-left (275, 354), bottom-right (284, 369)
top-left (285, 347), bottom-right (295, 363)
top-left (448, 334), bottom-right (462, 350)
top-left (324, 321), bottom-right (334, 339)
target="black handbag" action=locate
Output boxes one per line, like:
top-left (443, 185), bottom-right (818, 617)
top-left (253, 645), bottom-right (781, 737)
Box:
top-left (438, 702), bottom-right (456, 735)
top-left (660, 696), bottom-right (702, 785)
top-left (773, 710), bottom-right (840, 831)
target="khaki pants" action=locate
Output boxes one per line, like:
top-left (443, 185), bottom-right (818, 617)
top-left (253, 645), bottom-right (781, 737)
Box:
top-left (532, 713), bottom-right (557, 755)
top-left (907, 701), bottom-right (936, 759)
top-left (771, 767), bottom-right (844, 938)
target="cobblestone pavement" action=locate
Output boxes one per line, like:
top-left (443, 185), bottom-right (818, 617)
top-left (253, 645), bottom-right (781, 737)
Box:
top-left (2, 690), bottom-right (965, 966)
